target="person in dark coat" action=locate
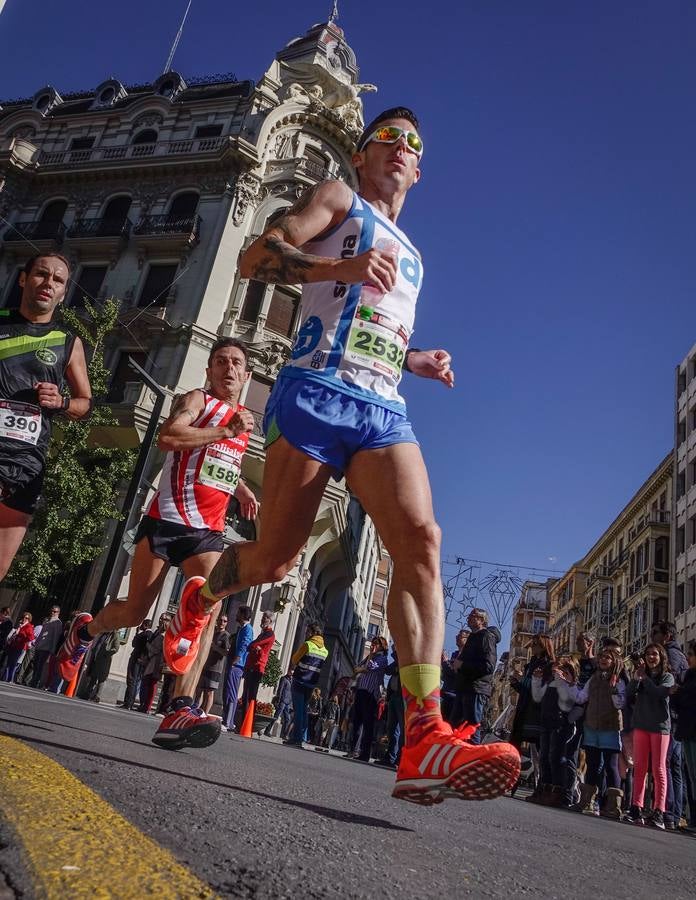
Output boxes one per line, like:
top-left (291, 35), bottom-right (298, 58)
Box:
top-left (450, 609), bottom-right (500, 743)
top-left (82, 631), bottom-right (120, 702)
top-left (651, 620), bottom-right (688, 829)
top-left (441, 628), bottom-right (469, 723)
top-left (670, 638), bottom-right (696, 826)
top-left (509, 634), bottom-right (555, 751)
top-left (122, 619), bottom-right (153, 709)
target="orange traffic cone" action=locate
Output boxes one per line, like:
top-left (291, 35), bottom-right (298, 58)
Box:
top-left (239, 699), bottom-right (255, 738)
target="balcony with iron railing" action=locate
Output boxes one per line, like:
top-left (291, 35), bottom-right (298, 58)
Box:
top-left (587, 565), bottom-right (612, 587)
top-left (64, 217), bottom-right (131, 256)
top-left (38, 136), bottom-right (227, 168)
top-left (628, 568), bottom-right (670, 597)
top-left (3, 219), bottom-right (65, 245)
top-left (133, 213), bottom-right (201, 249)
top-left (67, 217), bottom-right (132, 239)
top-left (628, 510), bottom-right (671, 543)
top-left (265, 156), bottom-right (333, 185)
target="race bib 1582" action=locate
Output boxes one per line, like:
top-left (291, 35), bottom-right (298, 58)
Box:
top-left (197, 445), bottom-right (241, 494)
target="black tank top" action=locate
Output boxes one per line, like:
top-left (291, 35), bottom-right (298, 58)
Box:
top-left (0, 309), bottom-right (75, 462)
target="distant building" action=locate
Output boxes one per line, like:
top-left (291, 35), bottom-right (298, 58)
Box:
top-left (508, 579), bottom-right (555, 662)
top-left (672, 344), bottom-right (696, 644)
top-left (580, 453), bottom-right (671, 654)
top-left (547, 454), bottom-right (672, 657)
top-left (548, 565), bottom-right (587, 655)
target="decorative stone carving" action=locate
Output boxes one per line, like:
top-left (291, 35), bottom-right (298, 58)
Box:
top-left (133, 112), bottom-right (164, 129)
top-left (247, 340), bottom-right (291, 378)
top-left (12, 126), bottom-right (36, 140)
top-left (231, 172), bottom-right (262, 226)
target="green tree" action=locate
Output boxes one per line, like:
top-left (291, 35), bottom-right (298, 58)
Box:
top-left (7, 298), bottom-right (136, 595)
top-left (261, 649), bottom-right (283, 689)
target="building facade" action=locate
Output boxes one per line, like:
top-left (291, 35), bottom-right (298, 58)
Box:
top-left (672, 344), bottom-right (696, 645)
top-left (579, 453), bottom-right (671, 656)
top-left (0, 18), bottom-right (390, 697)
top-left (508, 579), bottom-right (554, 663)
top-left (547, 564), bottom-right (587, 656)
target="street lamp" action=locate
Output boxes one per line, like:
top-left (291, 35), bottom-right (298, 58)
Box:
top-left (275, 581), bottom-right (295, 613)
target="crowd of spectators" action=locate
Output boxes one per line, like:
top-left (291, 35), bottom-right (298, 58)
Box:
top-left (505, 622), bottom-right (696, 832)
top-left (6, 594), bottom-right (693, 831)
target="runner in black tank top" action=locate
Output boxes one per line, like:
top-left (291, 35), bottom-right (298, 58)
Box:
top-left (0, 254), bottom-right (92, 582)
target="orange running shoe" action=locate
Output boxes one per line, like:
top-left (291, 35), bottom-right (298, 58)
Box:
top-left (163, 576), bottom-right (211, 675)
top-left (393, 722), bottom-right (521, 806)
top-left (56, 612), bottom-right (93, 682)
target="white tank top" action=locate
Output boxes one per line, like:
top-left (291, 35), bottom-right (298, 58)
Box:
top-left (281, 192), bottom-right (423, 411)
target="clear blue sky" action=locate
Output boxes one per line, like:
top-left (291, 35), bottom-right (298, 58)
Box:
top-left (1, 1), bottom-right (695, 647)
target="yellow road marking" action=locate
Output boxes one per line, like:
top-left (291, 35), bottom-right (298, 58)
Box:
top-left (0, 735), bottom-right (217, 899)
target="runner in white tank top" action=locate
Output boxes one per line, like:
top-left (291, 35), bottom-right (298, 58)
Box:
top-left (286, 191), bottom-right (423, 410)
top-left (170, 108), bottom-right (520, 807)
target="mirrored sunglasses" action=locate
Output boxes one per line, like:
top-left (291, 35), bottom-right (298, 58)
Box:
top-left (360, 125), bottom-right (423, 158)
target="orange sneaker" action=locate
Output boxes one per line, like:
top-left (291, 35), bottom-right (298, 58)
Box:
top-left (56, 612), bottom-right (93, 682)
top-left (393, 722), bottom-right (521, 806)
top-left (163, 576), bottom-right (211, 675)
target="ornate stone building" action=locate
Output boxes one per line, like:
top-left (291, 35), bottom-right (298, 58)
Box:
top-left (0, 18), bottom-right (389, 696)
top-left (578, 453), bottom-right (671, 655)
top-left (546, 453), bottom-right (672, 657)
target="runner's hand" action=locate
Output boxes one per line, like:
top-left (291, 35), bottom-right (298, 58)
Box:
top-left (407, 349), bottom-right (455, 388)
top-left (335, 248), bottom-right (398, 293)
top-left (234, 480), bottom-right (259, 520)
top-left (35, 381), bottom-right (65, 409)
top-left (225, 409), bottom-right (255, 438)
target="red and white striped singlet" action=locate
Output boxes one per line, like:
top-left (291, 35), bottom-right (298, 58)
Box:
top-left (147, 391), bottom-right (250, 532)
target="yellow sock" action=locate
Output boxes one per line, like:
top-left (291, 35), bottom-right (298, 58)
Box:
top-left (400, 664), bottom-right (441, 702)
top-left (400, 664), bottom-right (442, 743)
top-left (200, 580), bottom-right (218, 607)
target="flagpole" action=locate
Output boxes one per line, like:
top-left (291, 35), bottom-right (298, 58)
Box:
top-left (164, 0), bottom-right (193, 74)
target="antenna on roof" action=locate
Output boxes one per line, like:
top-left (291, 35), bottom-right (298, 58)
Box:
top-left (164, 0), bottom-right (193, 74)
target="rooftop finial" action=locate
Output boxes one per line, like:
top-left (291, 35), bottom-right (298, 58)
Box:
top-left (329, 0), bottom-right (339, 23)
top-left (164, 0), bottom-right (193, 74)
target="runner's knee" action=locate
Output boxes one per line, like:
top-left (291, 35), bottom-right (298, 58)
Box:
top-left (393, 520), bottom-right (441, 569)
top-left (259, 556), bottom-right (299, 584)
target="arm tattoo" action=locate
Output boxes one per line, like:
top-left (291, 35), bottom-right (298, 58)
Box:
top-left (169, 393), bottom-right (198, 425)
top-left (251, 237), bottom-right (320, 284)
top-left (208, 544), bottom-right (242, 596)
top-left (247, 182), bottom-right (329, 284)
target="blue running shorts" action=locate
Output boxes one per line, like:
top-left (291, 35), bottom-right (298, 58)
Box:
top-left (263, 376), bottom-right (418, 476)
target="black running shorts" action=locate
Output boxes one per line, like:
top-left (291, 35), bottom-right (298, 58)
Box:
top-left (0, 451), bottom-right (44, 516)
top-left (133, 515), bottom-right (225, 567)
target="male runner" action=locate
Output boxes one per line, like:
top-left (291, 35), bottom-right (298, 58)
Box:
top-left (58, 337), bottom-right (257, 750)
top-left (0, 254), bottom-right (92, 581)
top-left (166, 108), bottom-right (521, 803)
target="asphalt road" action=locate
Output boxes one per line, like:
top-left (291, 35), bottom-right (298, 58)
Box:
top-left (0, 683), bottom-right (695, 899)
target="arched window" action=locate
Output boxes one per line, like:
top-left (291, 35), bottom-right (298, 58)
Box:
top-left (168, 192), bottom-right (199, 218)
top-left (132, 129), bottom-right (157, 146)
top-left (36, 199), bottom-right (67, 239)
top-left (39, 199), bottom-right (68, 223)
top-left (99, 195), bottom-right (132, 236)
top-left (99, 86), bottom-right (116, 105)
